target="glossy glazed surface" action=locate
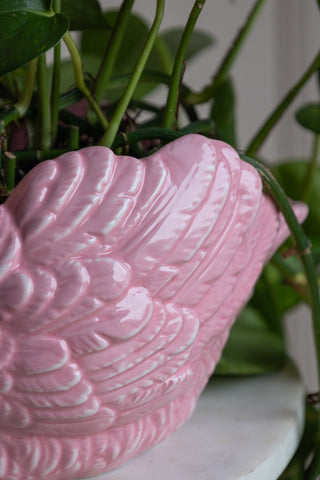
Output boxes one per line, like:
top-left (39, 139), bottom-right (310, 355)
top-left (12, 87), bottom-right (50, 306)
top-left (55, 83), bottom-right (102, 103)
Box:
top-left (0, 135), bottom-right (307, 479)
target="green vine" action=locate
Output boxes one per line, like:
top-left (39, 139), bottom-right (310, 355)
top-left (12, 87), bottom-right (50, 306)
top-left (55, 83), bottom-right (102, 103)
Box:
top-left (241, 154), bottom-right (320, 388)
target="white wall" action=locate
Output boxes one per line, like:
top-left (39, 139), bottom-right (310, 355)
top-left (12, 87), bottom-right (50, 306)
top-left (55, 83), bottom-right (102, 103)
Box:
top-left (100, 0), bottom-right (320, 391)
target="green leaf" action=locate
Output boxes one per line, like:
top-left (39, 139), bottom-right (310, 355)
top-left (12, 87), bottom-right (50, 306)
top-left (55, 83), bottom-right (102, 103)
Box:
top-left (159, 27), bottom-right (214, 62)
top-left (61, 0), bottom-right (109, 30)
top-left (0, 0), bottom-right (52, 13)
top-left (272, 161), bottom-right (320, 248)
top-left (296, 103), bottom-right (320, 134)
top-left (0, 11), bottom-right (68, 77)
top-left (215, 306), bottom-right (286, 376)
top-left (210, 76), bottom-right (238, 147)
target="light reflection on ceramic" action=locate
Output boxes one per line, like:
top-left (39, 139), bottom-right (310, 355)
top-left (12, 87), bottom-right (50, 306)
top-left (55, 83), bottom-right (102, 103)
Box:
top-left (0, 135), bottom-right (307, 479)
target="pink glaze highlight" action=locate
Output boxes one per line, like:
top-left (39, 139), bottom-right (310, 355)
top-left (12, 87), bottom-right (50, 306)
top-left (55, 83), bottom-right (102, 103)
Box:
top-left (0, 135), bottom-right (307, 479)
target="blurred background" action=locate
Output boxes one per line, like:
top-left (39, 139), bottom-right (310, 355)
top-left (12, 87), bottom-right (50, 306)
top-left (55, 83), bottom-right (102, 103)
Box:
top-left (98, 0), bottom-right (320, 391)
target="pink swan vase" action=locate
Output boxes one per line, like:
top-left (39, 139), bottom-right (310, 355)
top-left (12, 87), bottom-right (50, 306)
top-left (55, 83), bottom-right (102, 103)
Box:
top-left (0, 134), bottom-right (307, 479)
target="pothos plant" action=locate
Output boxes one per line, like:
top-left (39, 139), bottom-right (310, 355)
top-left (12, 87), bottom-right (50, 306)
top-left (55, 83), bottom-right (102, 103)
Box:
top-left (0, 0), bottom-right (320, 478)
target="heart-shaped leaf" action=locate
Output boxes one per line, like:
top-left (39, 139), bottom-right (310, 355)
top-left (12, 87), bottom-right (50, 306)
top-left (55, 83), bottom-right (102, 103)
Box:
top-left (296, 103), bottom-right (320, 134)
top-left (0, 3), bottom-right (68, 77)
top-left (61, 0), bottom-right (109, 30)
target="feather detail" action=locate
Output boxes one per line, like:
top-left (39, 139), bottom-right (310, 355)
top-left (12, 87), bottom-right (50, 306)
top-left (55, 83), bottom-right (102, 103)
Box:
top-left (0, 134), bottom-right (308, 479)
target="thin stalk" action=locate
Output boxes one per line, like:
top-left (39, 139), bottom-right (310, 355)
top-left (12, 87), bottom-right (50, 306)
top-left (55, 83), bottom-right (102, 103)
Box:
top-left (181, 118), bottom-right (213, 134)
top-left (63, 32), bottom-right (108, 130)
top-left (302, 135), bottom-right (319, 202)
top-left (94, 0), bottom-right (135, 104)
top-left (0, 59), bottom-right (38, 134)
top-left (100, 0), bottom-right (165, 148)
top-left (246, 49), bottom-right (320, 157)
top-left (163, 0), bottom-right (206, 129)
top-left (3, 154), bottom-right (16, 192)
top-left (37, 54), bottom-right (51, 151)
top-left (185, 0), bottom-right (266, 106)
top-left (67, 125), bottom-right (80, 150)
top-left (15, 149), bottom-right (70, 163)
top-left (51, 0), bottom-right (62, 146)
top-left (241, 154), bottom-right (320, 389)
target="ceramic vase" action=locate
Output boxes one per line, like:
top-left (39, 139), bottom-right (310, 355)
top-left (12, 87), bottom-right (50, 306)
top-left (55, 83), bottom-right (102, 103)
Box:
top-left (0, 134), bottom-right (307, 479)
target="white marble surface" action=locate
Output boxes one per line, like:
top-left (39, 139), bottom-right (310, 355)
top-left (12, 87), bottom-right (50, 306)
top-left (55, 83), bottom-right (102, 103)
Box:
top-left (83, 362), bottom-right (305, 480)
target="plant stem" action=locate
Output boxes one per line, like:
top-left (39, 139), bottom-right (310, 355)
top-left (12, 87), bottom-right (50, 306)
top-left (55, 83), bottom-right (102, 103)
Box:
top-left (100, 0), bottom-right (165, 148)
top-left (241, 154), bottom-right (320, 389)
top-left (51, 0), bottom-right (62, 146)
top-left (63, 32), bottom-right (108, 130)
top-left (302, 135), bottom-right (319, 202)
top-left (67, 125), bottom-right (80, 150)
top-left (13, 149), bottom-right (71, 173)
top-left (162, 0), bottom-right (206, 129)
top-left (94, 0), bottom-right (135, 104)
top-left (3, 153), bottom-right (16, 192)
top-left (246, 49), bottom-right (320, 157)
top-left (185, 0), bottom-right (266, 106)
top-left (37, 54), bottom-right (51, 151)
top-left (15, 149), bottom-right (70, 163)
